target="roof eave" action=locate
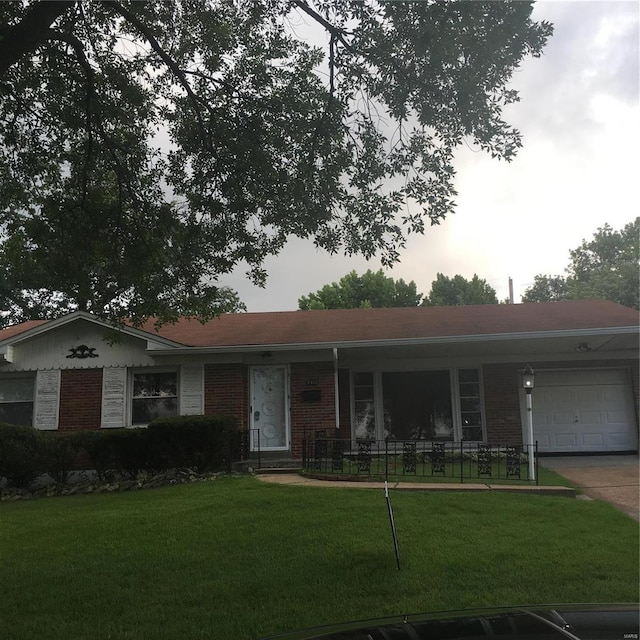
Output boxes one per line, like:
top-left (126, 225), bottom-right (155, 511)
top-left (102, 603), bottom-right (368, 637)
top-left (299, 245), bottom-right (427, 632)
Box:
top-left (0, 311), bottom-right (185, 349)
top-left (146, 325), bottom-right (639, 355)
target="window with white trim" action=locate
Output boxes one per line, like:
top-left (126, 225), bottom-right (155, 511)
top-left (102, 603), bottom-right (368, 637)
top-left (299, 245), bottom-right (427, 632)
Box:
top-left (351, 368), bottom-right (484, 442)
top-left (131, 371), bottom-right (178, 425)
top-left (457, 368), bottom-right (484, 441)
top-left (0, 376), bottom-right (35, 426)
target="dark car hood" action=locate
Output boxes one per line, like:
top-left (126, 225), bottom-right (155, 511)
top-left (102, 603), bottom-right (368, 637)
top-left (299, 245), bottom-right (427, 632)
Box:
top-left (258, 604), bottom-right (639, 640)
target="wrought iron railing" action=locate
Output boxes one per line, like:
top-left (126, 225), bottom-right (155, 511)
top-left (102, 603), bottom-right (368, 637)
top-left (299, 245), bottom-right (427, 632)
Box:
top-left (302, 433), bottom-right (538, 484)
top-left (229, 429), bottom-right (261, 469)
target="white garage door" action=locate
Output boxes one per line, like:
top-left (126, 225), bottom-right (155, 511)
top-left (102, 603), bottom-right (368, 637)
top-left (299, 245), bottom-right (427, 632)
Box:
top-left (532, 369), bottom-right (638, 453)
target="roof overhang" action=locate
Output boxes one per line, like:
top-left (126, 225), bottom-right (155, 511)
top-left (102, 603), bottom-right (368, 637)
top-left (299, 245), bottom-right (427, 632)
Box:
top-left (0, 311), bottom-right (185, 351)
top-left (145, 326), bottom-right (639, 357)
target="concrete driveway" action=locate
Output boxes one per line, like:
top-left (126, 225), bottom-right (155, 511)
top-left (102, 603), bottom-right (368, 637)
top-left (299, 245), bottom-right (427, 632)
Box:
top-left (540, 455), bottom-right (639, 520)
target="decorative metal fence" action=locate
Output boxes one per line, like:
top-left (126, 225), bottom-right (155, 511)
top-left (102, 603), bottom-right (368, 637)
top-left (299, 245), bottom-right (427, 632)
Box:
top-left (229, 429), bottom-right (261, 469)
top-left (301, 432), bottom-right (538, 484)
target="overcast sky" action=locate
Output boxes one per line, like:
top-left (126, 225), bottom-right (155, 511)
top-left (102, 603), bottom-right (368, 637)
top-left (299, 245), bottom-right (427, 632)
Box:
top-left (221, 0), bottom-right (639, 312)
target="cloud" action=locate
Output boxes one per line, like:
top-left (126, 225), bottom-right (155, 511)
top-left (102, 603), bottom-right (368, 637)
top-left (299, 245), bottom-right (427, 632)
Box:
top-left (221, 1), bottom-right (639, 311)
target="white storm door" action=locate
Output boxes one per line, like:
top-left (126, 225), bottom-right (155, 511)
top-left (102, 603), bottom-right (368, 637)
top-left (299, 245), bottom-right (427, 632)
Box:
top-left (250, 366), bottom-right (289, 451)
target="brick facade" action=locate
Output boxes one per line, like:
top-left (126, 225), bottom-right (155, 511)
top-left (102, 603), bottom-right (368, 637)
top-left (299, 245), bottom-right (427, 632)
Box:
top-left (33, 358), bottom-right (640, 456)
top-left (482, 363), bottom-right (523, 445)
top-left (290, 362), bottom-right (336, 458)
top-left (204, 363), bottom-right (248, 429)
top-left (58, 369), bottom-right (103, 431)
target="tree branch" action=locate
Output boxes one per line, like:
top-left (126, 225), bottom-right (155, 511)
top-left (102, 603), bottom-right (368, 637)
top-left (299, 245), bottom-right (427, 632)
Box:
top-left (46, 29), bottom-right (95, 207)
top-left (291, 0), bottom-right (354, 54)
top-left (0, 0), bottom-right (75, 76)
top-left (103, 0), bottom-right (212, 150)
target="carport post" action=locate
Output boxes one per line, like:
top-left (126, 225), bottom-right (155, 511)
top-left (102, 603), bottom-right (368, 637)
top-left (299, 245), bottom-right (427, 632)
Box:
top-left (525, 391), bottom-right (535, 482)
top-left (521, 365), bottom-right (536, 483)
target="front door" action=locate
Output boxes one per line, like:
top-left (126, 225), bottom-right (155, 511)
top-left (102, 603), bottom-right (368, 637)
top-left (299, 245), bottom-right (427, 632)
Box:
top-left (250, 366), bottom-right (289, 451)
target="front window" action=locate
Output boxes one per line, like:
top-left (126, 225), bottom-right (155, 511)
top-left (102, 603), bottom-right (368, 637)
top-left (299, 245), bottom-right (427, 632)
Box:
top-left (457, 369), bottom-right (484, 441)
top-left (351, 368), bottom-right (484, 442)
top-left (0, 377), bottom-right (34, 426)
top-left (132, 372), bottom-right (177, 425)
top-left (382, 371), bottom-right (454, 440)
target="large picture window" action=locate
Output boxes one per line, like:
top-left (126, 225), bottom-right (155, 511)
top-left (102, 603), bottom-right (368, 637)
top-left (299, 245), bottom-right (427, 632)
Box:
top-left (132, 372), bottom-right (177, 425)
top-left (0, 377), bottom-right (34, 427)
top-left (351, 368), bottom-right (484, 442)
top-left (382, 371), bottom-right (453, 441)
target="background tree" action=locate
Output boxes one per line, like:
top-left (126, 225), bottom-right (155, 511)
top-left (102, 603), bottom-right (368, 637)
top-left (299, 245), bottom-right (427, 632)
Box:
top-left (522, 218), bottom-right (639, 309)
top-left (298, 269), bottom-right (422, 310)
top-left (520, 275), bottom-right (570, 303)
top-left (423, 273), bottom-right (498, 306)
top-left (0, 1), bottom-right (552, 326)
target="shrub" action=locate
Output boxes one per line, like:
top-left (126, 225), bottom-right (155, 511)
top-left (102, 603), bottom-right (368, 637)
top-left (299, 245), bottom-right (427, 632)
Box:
top-left (81, 430), bottom-right (117, 482)
top-left (107, 429), bottom-right (149, 478)
top-left (0, 422), bottom-right (44, 488)
top-left (41, 431), bottom-right (84, 485)
top-left (147, 415), bottom-right (237, 473)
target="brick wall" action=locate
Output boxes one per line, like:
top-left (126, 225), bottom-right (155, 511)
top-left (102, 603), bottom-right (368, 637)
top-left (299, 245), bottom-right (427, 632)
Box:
top-left (204, 364), bottom-right (248, 429)
top-left (482, 363), bottom-right (522, 445)
top-left (58, 369), bottom-right (103, 431)
top-left (290, 362), bottom-right (336, 458)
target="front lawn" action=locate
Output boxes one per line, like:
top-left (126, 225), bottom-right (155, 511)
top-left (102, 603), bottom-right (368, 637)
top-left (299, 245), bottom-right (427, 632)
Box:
top-left (0, 477), bottom-right (637, 640)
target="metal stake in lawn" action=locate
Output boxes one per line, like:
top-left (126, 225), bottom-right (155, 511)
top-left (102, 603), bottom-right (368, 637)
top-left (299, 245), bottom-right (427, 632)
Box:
top-left (385, 481), bottom-right (400, 570)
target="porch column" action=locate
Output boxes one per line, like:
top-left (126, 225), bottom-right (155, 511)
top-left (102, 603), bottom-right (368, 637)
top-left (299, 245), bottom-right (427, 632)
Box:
top-left (333, 347), bottom-right (340, 433)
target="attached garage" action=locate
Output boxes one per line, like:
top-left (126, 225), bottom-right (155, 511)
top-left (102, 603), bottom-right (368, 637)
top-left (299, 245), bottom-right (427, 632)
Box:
top-left (532, 369), bottom-right (638, 453)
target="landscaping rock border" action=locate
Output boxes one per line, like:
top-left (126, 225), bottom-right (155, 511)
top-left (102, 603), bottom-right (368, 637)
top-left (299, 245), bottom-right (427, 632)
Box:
top-left (0, 468), bottom-right (234, 501)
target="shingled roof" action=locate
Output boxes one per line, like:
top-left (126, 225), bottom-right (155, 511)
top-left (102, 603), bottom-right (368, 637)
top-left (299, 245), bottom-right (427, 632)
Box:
top-left (0, 300), bottom-right (637, 349)
top-left (141, 299), bottom-right (638, 347)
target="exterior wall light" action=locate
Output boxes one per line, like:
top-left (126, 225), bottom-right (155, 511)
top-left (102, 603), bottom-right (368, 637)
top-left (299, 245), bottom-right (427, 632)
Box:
top-left (521, 364), bottom-right (535, 393)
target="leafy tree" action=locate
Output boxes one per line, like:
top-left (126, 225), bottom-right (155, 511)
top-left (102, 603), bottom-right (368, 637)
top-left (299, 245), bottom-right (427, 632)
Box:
top-left (298, 269), bottom-right (422, 310)
top-left (423, 273), bottom-right (498, 306)
top-left (521, 275), bottom-right (570, 303)
top-left (0, 1), bottom-right (552, 326)
top-left (0, 179), bottom-right (246, 324)
top-left (522, 218), bottom-right (639, 309)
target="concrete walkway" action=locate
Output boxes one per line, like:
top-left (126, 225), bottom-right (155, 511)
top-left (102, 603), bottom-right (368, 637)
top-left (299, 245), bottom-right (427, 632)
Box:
top-left (255, 472), bottom-right (575, 497)
top-left (539, 455), bottom-right (639, 520)
top-left (255, 455), bottom-right (640, 518)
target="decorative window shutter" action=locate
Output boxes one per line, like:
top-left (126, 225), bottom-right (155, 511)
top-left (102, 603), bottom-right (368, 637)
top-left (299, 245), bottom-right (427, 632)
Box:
top-left (34, 369), bottom-right (61, 430)
top-left (101, 367), bottom-right (127, 428)
top-left (180, 365), bottom-right (204, 415)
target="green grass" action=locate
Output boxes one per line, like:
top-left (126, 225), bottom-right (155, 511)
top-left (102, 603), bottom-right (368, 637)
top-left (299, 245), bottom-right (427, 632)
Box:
top-left (0, 476), bottom-right (637, 640)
